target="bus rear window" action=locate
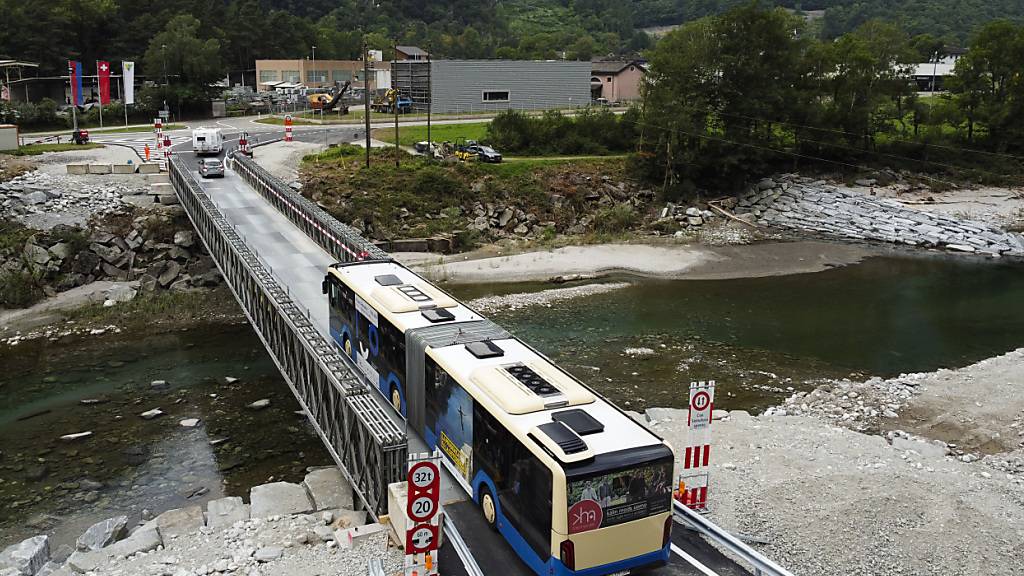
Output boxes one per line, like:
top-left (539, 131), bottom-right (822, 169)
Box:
top-left (566, 459), bottom-right (672, 533)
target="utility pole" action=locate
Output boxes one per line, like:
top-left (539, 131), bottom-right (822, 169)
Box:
top-left (161, 44), bottom-right (168, 86)
top-left (426, 44), bottom-right (431, 160)
top-left (363, 37), bottom-right (371, 168)
top-left (394, 38), bottom-right (400, 168)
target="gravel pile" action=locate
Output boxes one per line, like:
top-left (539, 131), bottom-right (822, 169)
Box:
top-left (770, 372), bottom-right (928, 433)
top-left (1, 170), bottom-right (147, 229)
top-left (646, 408), bottom-right (1024, 576)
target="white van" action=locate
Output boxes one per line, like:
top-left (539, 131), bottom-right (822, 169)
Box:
top-left (192, 127), bottom-right (223, 155)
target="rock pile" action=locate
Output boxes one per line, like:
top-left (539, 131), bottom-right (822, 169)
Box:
top-left (1, 211), bottom-right (222, 305)
top-left (0, 469), bottom-right (400, 576)
top-left (773, 372), bottom-right (930, 433)
top-left (658, 204), bottom-right (718, 228)
top-left (736, 175), bottom-right (1024, 257)
top-left (1, 171), bottom-right (146, 224)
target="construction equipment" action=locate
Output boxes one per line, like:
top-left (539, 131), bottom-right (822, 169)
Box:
top-left (308, 81), bottom-right (351, 113)
top-left (71, 129), bottom-right (90, 145)
top-left (452, 137), bottom-right (477, 161)
top-left (370, 89), bottom-right (413, 114)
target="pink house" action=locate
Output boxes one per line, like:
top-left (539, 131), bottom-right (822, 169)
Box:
top-left (590, 60), bottom-right (646, 103)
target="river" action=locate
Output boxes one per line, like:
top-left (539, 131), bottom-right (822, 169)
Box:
top-left (2, 254), bottom-right (1023, 551)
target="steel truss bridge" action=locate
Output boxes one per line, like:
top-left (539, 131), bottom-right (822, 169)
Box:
top-left (167, 134), bottom-right (795, 576)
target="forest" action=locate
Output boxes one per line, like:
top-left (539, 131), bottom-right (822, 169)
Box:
top-left (3, 0), bottom-right (1023, 78)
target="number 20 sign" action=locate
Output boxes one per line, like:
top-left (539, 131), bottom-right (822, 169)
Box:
top-left (407, 461), bottom-right (440, 523)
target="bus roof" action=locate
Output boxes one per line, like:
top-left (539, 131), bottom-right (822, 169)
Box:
top-left (428, 338), bottom-right (666, 463)
top-left (327, 261), bottom-right (484, 332)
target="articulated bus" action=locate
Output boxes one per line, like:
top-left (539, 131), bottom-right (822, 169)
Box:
top-left (323, 260), bottom-right (674, 575)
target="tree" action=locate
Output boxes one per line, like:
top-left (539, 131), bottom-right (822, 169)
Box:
top-left (144, 14), bottom-right (222, 86)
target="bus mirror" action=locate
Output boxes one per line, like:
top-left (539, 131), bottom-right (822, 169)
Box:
top-left (322, 277), bottom-right (330, 295)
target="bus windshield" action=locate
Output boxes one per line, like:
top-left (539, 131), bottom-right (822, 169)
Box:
top-left (566, 454), bottom-right (673, 534)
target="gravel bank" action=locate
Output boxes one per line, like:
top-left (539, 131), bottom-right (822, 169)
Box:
top-left (465, 281), bottom-right (630, 313)
top-left (406, 240), bottom-right (873, 284)
top-left (647, 407), bottom-right (1024, 576)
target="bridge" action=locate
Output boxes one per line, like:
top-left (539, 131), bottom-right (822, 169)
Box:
top-left (164, 125), bottom-right (794, 576)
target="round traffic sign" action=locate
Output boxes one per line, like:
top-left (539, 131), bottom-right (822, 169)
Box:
top-left (407, 523), bottom-right (438, 554)
top-left (691, 390), bottom-right (711, 411)
top-left (409, 461), bottom-right (439, 489)
top-left (409, 495), bottom-right (437, 522)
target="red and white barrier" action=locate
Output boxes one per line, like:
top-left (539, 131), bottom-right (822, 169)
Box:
top-left (154, 118), bottom-right (164, 170)
top-left (676, 380), bottom-right (715, 511)
top-left (284, 115), bottom-right (293, 143)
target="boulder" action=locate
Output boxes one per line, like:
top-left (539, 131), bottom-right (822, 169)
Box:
top-left (254, 547), bottom-right (283, 563)
top-left (157, 261), bottom-right (181, 287)
top-left (205, 497), bottom-right (250, 531)
top-left (892, 436), bottom-right (948, 459)
top-left (66, 528), bottom-right (160, 573)
top-left (0, 535), bottom-right (50, 576)
top-left (497, 208), bottom-right (514, 228)
top-left (75, 516), bottom-right (128, 552)
top-left (173, 230), bottom-right (195, 248)
top-left (302, 468), bottom-right (353, 511)
top-left (250, 482), bottom-right (314, 518)
top-left (48, 243), bottom-right (72, 261)
top-left (153, 506), bottom-right (204, 539)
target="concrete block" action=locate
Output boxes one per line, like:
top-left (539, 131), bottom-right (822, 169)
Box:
top-left (303, 467), bottom-right (353, 511)
top-left (206, 497), bottom-right (250, 530)
top-left (137, 163), bottom-right (161, 174)
top-left (157, 194), bottom-right (180, 205)
top-left (66, 164), bottom-right (89, 175)
top-left (387, 482), bottom-right (410, 541)
top-left (154, 505), bottom-right (204, 539)
top-left (333, 523), bottom-right (385, 550)
top-left (87, 164), bottom-right (112, 175)
top-left (111, 164), bottom-right (136, 174)
top-left (250, 482), bottom-right (314, 518)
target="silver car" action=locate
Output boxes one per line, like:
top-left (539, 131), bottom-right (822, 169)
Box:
top-left (199, 158), bottom-right (224, 178)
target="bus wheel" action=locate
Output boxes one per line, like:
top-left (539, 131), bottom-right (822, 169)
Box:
top-left (480, 487), bottom-right (497, 531)
top-left (390, 386), bottom-right (402, 414)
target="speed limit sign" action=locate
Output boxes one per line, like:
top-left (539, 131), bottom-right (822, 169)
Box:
top-left (408, 495), bottom-right (437, 523)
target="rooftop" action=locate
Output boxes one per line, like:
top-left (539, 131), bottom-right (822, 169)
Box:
top-left (396, 45), bottom-right (429, 57)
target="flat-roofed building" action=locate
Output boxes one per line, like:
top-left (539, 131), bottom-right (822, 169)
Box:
top-left (392, 60), bottom-right (591, 114)
top-left (255, 59), bottom-right (390, 91)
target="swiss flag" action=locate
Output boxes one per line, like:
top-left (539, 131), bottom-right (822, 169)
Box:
top-left (97, 61), bottom-right (111, 105)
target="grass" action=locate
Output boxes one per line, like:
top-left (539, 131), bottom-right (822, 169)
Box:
top-left (88, 123), bottom-right (187, 134)
top-left (254, 116), bottom-right (320, 126)
top-left (9, 143), bottom-right (104, 155)
top-left (372, 122), bottom-right (491, 147)
top-left (63, 287), bottom-right (244, 331)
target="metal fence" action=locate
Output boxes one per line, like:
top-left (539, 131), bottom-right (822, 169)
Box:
top-left (231, 153), bottom-right (388, 263)
top-left (168, 157), bottom-right (405, 514)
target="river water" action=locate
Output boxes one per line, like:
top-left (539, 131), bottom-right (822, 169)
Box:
top-left (2, 254), bottom-right (1023, 551)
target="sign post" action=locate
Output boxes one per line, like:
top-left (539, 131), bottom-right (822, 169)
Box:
top-left (284, 115), bottom-right (293, 143)
top-left (405, 451), bottom-right (441, 576)
top-left (676, 380), bottom-right (715, 511)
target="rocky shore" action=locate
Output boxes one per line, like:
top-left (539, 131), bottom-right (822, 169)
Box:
top-left (736, 174), bottom-right (1024, 257)
top-left (0, 469), bottom-right (401, 576)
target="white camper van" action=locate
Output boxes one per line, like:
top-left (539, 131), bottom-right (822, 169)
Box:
top-left (191, 127), bottom-right (223, 155)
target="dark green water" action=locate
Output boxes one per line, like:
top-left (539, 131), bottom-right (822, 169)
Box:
top-left (450, 255), bottom-right (1024, 413)
top-left (0, 324), bottom-right (333, 551)
top-left (2, 254), bottom-right (1022, 552)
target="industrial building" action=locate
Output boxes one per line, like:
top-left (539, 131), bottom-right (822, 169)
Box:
top-left (255, 58), bottom-right (390, 92)
top-left (391, 60), bottom-right (591, 114)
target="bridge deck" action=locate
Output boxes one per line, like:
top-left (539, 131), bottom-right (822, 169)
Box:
top-left (174, 134), bottom-right (751, 575)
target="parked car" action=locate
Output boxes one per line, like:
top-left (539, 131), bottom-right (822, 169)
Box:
top-left (466, 144), bottom-right (502, 163)
top-left (198, 158), bottom-right (225, 178)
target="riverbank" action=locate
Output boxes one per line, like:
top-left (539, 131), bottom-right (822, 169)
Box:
top-left (401, 239), bottom-right (876, 284)
top-left (645, 348), bottom-right (1024, 576)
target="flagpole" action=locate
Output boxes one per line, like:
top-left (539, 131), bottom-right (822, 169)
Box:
top-left (96, 61), bottom-right (103, 128)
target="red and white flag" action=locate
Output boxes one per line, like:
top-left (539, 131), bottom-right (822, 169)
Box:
top-left (97, 61), bottom-right (111, 105)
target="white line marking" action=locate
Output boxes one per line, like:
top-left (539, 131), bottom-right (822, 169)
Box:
top-left (671, 543), bottom-right (720, 576)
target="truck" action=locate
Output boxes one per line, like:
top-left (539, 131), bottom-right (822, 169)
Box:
top-left (370, 89), bottom-right (413, 114)
top-left (191, 127), bottom-right (223, 156)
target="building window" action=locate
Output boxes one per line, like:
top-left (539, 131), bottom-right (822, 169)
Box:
top-left (482, 90), bottom-right (509, 102)
top-left (259, 70), bottom-right (279, 83)
top-left (282, 70), bottom-right (299, 83)
top-left (306, 70), bottom-right (327, 83)
top-left (333, 70), bottom-right (352, 82)
top-left (607, 76), bottom-right (612, 82)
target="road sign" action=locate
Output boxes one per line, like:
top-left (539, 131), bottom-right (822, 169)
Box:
top-left (688, 381), bottom-right (715, 430)
top-left (678, 380), bottom-right (715, 512)
top-left (407, 461), bottom-right (440, 523)
top-left (406, 523), bottom-right (438, 554)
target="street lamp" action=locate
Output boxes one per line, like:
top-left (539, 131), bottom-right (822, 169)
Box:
top-left (312, 45), bottom-right (317, 88)
top-left (161, 44), bottom-right (168, 86)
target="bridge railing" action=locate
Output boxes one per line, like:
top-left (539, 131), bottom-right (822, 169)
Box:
top-left (168, 157), bottom-right (405, 514)
top-left (231, 153), bottom-right (388, 264)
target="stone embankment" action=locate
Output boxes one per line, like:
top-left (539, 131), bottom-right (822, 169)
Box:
top-left (736, 174), bottom-right (1024, 257)
top-left (1, 171), bottom-right (148, 229)
top-left (0, 468), bottom-right (400, 576)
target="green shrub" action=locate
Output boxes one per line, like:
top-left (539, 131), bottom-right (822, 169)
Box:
top-left (0, 270), bottom-right (45, 308)
top-left (593, 204), bottom-right (638, 233)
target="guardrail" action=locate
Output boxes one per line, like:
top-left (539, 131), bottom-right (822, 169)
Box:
top-left (673, 501), bottom-right (795, 576)
top-left (168, 156), bottom-right (405, 514)
top-left (231, 152), bottom-right (388, 264)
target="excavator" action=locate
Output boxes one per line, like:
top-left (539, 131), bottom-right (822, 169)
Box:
top-left (307, 81), bottom-right (351, 113)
